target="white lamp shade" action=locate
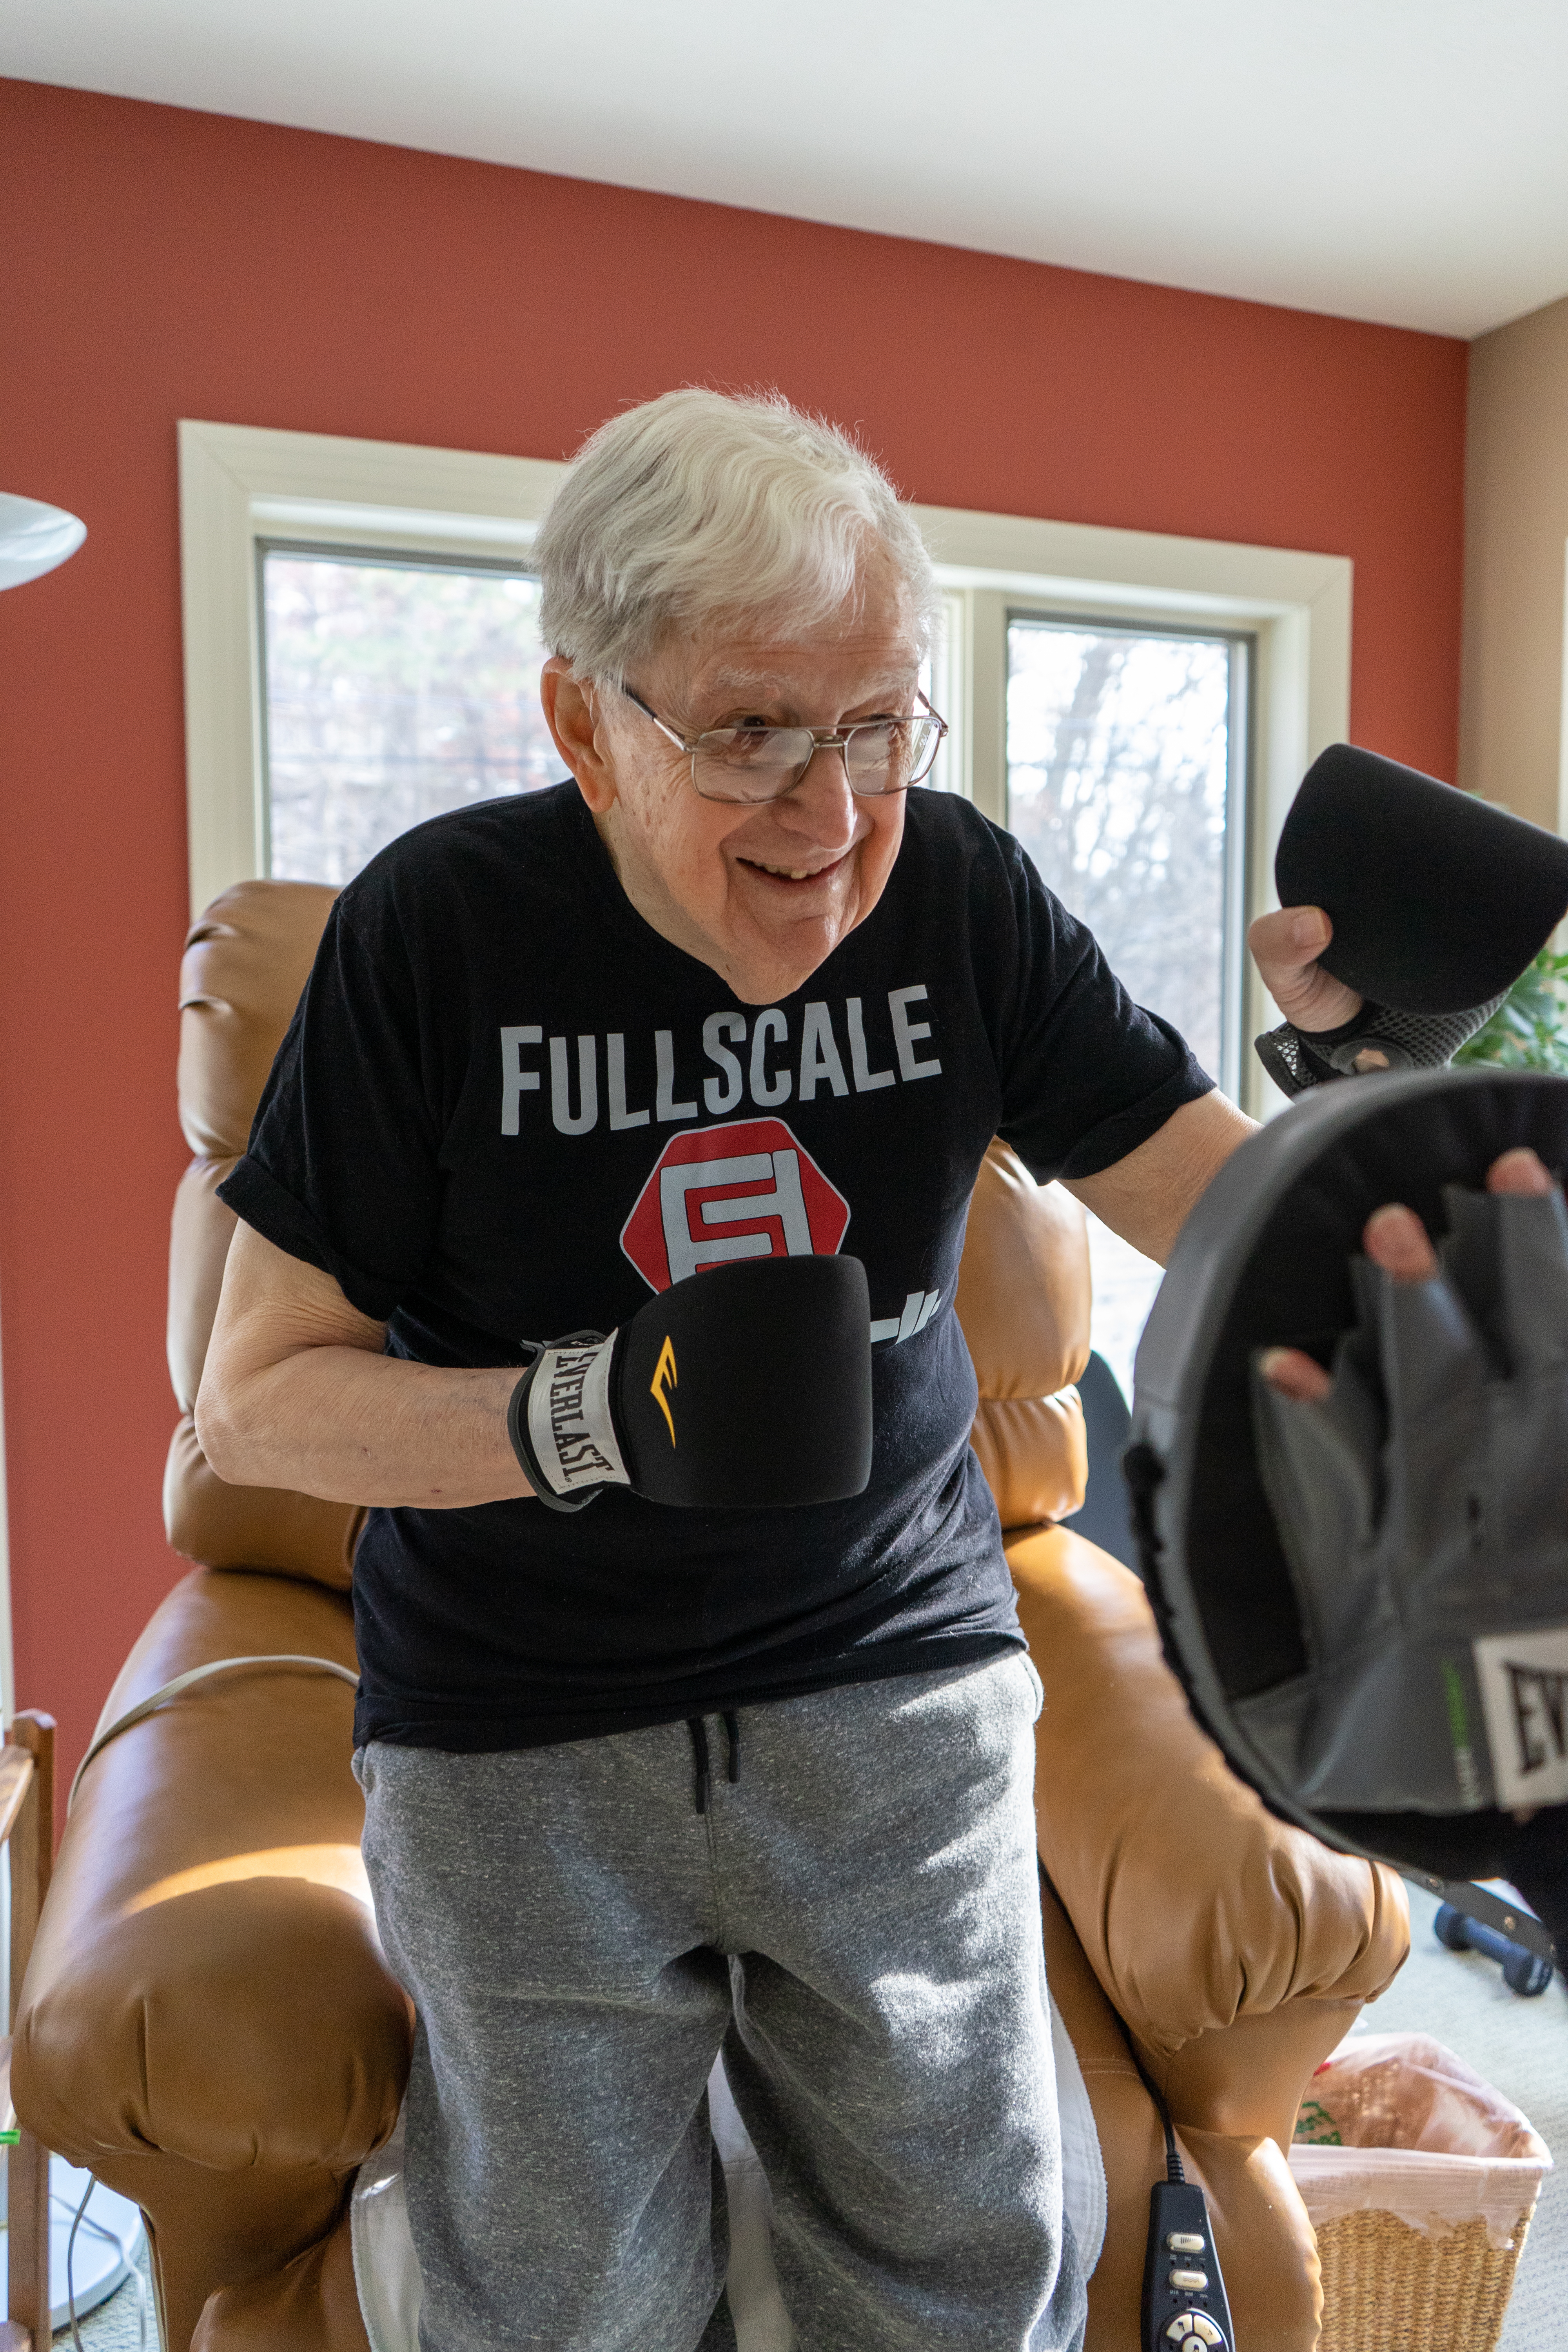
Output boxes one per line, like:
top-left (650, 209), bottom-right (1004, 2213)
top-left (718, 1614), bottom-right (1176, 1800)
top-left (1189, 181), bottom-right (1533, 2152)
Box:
top-left (0, 494), bottom-right (87, 589)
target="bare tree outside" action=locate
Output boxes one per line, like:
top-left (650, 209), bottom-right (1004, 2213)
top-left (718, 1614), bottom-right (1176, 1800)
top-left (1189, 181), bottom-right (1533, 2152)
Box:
top-left (262, 553), bottom-right (560, 887)
top-left (1006, 622), bottom-right (1231, 1071)
top-left (1007, 621), bottom-right (1234, 1397)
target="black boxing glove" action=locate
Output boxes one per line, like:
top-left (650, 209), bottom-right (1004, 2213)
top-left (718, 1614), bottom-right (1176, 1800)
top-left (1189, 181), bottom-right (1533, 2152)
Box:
top-left (507, 1254), bottom-right (873, 1512)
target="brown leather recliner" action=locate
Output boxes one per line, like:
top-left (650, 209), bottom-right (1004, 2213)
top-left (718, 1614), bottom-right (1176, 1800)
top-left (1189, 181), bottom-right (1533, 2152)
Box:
top-left (14, 880), bottom-right (1409, 2352)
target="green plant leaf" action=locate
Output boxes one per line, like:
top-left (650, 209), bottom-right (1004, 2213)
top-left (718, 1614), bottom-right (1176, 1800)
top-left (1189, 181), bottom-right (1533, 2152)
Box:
top-left (1453, 948), bottom-right (1568, 1076)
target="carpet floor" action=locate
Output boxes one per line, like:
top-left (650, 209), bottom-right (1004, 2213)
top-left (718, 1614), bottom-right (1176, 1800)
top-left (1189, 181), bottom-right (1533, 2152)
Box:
top-left (53, 2237), bottom-right (152, 2349)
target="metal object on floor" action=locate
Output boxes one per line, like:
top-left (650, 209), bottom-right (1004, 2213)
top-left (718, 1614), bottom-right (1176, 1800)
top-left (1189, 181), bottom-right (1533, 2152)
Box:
top-left (1434, 1900), bottom-right (1556, 1997)
top-left (2, 2161), bottom-right (146, 2341)
top-left (1401, 1871), bottom-right (1557, 1973)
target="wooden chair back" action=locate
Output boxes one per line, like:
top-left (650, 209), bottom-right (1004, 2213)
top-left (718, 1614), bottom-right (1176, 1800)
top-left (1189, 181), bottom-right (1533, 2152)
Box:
top-left (0, 1713), bottom-right (54, 2352)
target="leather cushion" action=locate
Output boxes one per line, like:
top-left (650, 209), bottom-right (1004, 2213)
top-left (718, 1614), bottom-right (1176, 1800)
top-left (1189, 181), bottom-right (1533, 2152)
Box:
top-left (1040, 1877), bottom-right (1323, 2352)
top-left (971, 1392), bottom-right (1086, 1532)
top-left (956, 1140), bottom-right (1091, 1401)
top-left (194, 2202), bottom-right (369, 2352)
top-left (15, 1567), bottom-right (408, 2181)
top-left (164, 1416), bottom-right (363, 1589)
top-left (958, 1139), bottom-right (1091, 1527)
top-left (170, 884), bottom-right (356, 1585)
top-left (179, 882), bottom-right (338, 1163)
top-left (169, 1157), bottom-right (240, 1411)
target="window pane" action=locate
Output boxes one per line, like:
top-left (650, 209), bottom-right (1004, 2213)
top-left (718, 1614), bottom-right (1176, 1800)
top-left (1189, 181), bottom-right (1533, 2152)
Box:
top-left (1006, 621), bottom-right (1232, 1068)
top-left (1082, 1210), bottom-right (1161, 1406)
top-left (1006, 619), bottom-right (1236, 1401)
top-left (916, 591), bottom-right (967, 797)
top-left (261, 552), bottom-right (559, 886)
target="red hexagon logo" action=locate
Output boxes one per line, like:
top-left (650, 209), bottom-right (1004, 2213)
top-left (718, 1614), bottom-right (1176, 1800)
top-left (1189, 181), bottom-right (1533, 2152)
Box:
top-left (620, 1117), bottom-right (851, 1293)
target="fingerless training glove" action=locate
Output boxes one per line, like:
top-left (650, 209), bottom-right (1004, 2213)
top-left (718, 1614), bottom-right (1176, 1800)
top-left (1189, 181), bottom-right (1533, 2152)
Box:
top-left (1251, 1180), bottom-right (1568, 1815)
top-left (1255, 995), bottom-right (1504, 1099)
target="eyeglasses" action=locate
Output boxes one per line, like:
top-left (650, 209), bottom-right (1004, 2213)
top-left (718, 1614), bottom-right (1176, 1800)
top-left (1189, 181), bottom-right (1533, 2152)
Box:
top-left (620, 684), bottom-right (948, 803)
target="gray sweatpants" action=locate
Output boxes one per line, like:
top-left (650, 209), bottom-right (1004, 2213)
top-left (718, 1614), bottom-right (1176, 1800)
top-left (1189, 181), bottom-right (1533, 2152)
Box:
top-left (358, 1651), bottom-right (1085, 2352)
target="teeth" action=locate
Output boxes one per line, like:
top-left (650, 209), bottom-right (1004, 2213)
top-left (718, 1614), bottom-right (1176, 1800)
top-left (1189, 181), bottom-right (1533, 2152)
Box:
top-left (756, 862), bottom-right (812, 879)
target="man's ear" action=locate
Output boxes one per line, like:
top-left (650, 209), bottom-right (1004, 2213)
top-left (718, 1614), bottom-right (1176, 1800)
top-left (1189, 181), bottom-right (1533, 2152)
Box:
top-left (541, 658), bottom-right (617, 813)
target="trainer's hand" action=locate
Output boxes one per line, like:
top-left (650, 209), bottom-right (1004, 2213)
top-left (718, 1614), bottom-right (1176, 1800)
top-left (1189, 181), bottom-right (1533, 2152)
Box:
top-left (1248, 906), bottom-right (1363, 1034)
top-left (1259, 1147), bottom-right (1559, 1403)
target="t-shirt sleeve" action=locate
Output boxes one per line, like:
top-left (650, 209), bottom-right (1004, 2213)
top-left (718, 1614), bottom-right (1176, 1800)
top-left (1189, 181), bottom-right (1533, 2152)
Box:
top-left (989, 832), bottom-right (1215, 1182)
top-left (216, 884), bottom-right (445, 1322)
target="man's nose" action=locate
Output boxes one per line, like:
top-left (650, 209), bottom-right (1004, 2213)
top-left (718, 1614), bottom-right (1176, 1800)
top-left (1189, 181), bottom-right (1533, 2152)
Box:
top-left (785, 740), bottom-right (861, 836)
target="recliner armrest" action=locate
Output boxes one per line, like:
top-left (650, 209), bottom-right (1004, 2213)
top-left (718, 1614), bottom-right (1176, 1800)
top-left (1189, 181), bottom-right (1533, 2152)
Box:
top-left (13, 1568), bottom-right (410, 2352)
top-left (1010, 1525), bottom-right (1408, 2115)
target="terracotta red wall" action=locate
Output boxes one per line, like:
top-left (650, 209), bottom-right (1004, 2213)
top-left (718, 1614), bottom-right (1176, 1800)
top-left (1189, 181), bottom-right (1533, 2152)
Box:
top-left (0, 78), bottom-right (1467, 1815)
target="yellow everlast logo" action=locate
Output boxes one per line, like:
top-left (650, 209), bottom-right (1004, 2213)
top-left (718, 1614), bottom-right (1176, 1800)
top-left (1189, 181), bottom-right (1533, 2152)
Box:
top-left (651, 1336), bottom-right (678, 1445)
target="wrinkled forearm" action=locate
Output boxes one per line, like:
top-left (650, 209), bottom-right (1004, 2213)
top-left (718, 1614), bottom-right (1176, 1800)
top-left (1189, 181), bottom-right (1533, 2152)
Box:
top-left (196, 1346), bottom-right (535, 1508)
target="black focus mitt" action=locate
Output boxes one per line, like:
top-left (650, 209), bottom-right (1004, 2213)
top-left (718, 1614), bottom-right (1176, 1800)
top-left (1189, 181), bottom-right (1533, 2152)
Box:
top-left (1127, 1067), bottom-right (1568, 1956)
top-left (1257, 745), bottom-right (1568, 1096)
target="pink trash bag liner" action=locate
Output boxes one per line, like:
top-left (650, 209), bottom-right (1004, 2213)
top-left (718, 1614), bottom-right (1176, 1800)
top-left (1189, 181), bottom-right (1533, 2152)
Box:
top-left (1291, 2032), bottom-right (1551, 2247)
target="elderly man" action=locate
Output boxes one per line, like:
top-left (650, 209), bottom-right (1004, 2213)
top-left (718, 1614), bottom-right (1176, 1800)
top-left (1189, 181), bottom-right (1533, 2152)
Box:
top-left (198, 388), bottom-right (1359, 2351)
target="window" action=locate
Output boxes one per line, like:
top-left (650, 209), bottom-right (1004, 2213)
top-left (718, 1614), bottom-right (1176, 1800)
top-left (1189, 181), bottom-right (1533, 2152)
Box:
top-left (259, 547), bottom-right (556, 886)
top-left (182, 423), bottom-right (1352, 1392)
top-left (1006, 618), bottom-right (1248, 1085)
top-left (1004, 615), bottom-right (1251, 1396)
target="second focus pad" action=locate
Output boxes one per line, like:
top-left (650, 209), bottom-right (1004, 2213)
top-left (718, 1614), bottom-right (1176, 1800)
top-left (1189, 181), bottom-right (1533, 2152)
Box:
top-left (620, 1254), bottom-right (873, 1509)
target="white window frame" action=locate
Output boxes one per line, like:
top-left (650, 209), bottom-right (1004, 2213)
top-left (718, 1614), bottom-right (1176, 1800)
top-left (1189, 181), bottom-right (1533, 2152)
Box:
top-left (180, 419), bottom-right (1351, 1117)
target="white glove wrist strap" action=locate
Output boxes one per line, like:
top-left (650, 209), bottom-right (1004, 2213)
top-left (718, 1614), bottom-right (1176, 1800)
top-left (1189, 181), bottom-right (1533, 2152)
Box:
top-left (525, 1335), bottom-right (630, 1495)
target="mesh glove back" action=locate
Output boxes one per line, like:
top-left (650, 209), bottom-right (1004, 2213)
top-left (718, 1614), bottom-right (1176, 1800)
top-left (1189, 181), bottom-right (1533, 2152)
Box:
top-left (1249, 1185), bottom-right (1568, 1816)
top-left (1256, 996), bottom-right (1505, 1099)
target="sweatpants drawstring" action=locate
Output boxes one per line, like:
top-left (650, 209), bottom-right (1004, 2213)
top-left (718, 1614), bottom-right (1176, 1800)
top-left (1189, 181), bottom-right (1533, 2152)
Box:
top-left (687, 1711), bottom-right (742, 1813)
top-left (688, 1716), bottom-right (711, 1814)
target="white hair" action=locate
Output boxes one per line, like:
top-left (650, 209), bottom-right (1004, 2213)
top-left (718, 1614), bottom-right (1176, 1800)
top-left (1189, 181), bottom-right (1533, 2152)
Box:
top-left (535, 387), bottom-right (938, 686)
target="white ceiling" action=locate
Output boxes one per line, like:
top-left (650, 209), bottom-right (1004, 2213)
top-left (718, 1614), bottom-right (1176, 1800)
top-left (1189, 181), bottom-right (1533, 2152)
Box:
top-left (8, 0), bottom-right (1568, 339)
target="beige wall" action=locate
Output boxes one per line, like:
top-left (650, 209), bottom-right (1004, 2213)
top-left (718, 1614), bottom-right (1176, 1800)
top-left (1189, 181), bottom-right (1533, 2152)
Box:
top-left (1461, 292), bottom-right (1568, 829)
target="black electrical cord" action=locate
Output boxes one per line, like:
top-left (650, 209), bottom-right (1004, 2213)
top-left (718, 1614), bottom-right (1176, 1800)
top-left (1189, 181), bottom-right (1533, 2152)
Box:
top-left (1123, 2032), bottom-right (1186, 2187)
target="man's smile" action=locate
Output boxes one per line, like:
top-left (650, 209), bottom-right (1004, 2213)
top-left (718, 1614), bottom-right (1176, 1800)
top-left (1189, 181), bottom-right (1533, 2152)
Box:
top-left (735, 850), bottom-right (851, 886)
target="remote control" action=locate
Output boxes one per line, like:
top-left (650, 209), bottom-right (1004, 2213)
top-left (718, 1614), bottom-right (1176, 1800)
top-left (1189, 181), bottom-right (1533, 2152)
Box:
top-left (1140, 2179), bottom-right (1233, 2352)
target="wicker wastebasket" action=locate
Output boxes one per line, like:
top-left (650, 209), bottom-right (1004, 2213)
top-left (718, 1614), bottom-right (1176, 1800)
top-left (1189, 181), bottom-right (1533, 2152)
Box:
top-left (1290, 2032), bottom-right (1551, 2352)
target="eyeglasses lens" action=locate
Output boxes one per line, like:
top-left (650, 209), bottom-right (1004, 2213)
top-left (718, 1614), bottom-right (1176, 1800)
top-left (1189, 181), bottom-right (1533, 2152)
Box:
top-left (694, 718), bottom-right (938, 801)
top-left (693, 729), bottom-right (811, 800)
top-left (846, 719), bottom-right (938, 788)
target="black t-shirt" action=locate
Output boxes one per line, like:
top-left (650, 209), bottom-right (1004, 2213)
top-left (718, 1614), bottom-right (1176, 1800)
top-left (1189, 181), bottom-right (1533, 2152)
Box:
top-left (220, 784), bottom-right (1211, 1751)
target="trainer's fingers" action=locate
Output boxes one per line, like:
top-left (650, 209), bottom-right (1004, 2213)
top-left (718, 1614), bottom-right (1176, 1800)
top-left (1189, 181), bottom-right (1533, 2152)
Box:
top-left (1363, 1203), bottom-right (1439, 1283)
top-left (1248, 907), bottom-right (1364, 1031)
top-left (1478, 1152), bottom-right (1568, 1373)
top-left (1486, 1146), bottom-right (1556, 1198)
top-left (1258, 1346), bottom-right (1334, 1403)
